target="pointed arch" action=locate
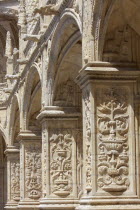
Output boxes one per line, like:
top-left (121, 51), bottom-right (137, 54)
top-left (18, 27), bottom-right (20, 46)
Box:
top-left (46, 9), bottom-right (82, 105)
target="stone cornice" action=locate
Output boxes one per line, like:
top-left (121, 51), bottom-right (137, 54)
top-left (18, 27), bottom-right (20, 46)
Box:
top-left (76, 62), bottom-right (140, 88)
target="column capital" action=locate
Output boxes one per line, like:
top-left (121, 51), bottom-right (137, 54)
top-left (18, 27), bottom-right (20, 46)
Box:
top-left (37, 106), bottom-right (81, 122)
top-left (4, 146), bottom-right (19, 155)
top-left (76, 62), bottom-right (140, 88)
top-left (17, 130), bottom-right (41, 141)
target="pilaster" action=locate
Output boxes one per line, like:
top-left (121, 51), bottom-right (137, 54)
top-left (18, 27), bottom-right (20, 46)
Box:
top-left (4, 146), bottom-right (20, 210)
top-left (76, 62), bottom-right (140, 210)
top-left (37, 106), bottom-right (82, 209)
top-left (17, 131), bottom-right (41, 210)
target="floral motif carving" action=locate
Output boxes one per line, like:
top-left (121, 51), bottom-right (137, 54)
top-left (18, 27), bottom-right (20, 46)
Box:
top-left (11, 158), bottom-right (20, 201)
top-left (25, 143), bottom-right (42, 199)
top-left (76, 130), bottom-right (83, 196)
top-left (96, 87), bottom-right (130, 192)
top-left (42, 124), bottom-right (47, 197)
top-left (49, 130), bottom-right (73, 196)
top-left (83, 89), bottom-right (92, 191)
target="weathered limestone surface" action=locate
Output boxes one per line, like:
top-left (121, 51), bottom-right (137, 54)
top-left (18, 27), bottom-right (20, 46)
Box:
top-left (0, 0), bottom-right (140, 209)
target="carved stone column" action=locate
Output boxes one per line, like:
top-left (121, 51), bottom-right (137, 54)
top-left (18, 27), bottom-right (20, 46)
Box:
top-left (82, 0), bottom-right (95, 64)
top-left (37, 106), bottom-right (82, 209)
top-left (5, 146), bottom-right (20, 210)
top-left (76, 62), bottom-right (140, 210)
top-left (17, 131), bottom-right (42, 210)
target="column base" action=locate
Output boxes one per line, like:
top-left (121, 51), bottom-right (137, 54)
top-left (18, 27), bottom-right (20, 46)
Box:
top-left (39, 198), bottom-right (79, 209)
top-left (17, 200), bottom-right (40, 210)
top-left (76, 205), bottom-right (140, 210)
top-left (4, 201), bottom-right (18, 210)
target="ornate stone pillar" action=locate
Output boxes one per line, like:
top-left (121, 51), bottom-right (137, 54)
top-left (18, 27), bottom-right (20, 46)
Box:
top-left (82, 0), bottom-right (96, 64)
top-left (37, 106), bottom-right (82, 209)
top-left (76, 62), bottom-right (140, 210)
top-left (18, 131), bottom-right (42, 209)
top-left (5, 146), bottom-right (20, 210)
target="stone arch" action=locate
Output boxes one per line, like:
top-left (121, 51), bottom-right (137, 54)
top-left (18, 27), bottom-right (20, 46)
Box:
top-left (45, 11), bottom-right (83, 198)
top-left (22, 64), bottom-right (42, 130)
top-left (46, 9), bottom-right (82, 105)
top-left (8, 94), bottom-right (20, 146)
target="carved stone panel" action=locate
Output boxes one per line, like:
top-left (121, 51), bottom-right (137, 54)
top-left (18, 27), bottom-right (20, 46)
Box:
top-left (11, 158), bottom-right (20, 201)
top-left (24, 142), bottom-right (42, 199)
top-left (49, 129), bottom-right (79, 198)
top-left (83, 88), bottom-right (92, 192)
top-left (95, 85), bottom-right (135, 194)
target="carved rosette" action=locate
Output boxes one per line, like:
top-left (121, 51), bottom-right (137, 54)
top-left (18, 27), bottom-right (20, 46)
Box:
top-left (25, 143), bottom-right (42, 199)
top-left (96, 87), bottom-right (130, 192)
top-left (83, 89), bottom-right (92, 191)
top-left (49, 130), bottom-right (74, 197)
top-left (11, 158), bottom-right (20, 201)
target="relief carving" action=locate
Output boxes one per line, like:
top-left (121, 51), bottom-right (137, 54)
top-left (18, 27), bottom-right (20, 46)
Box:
top-left (83, 89), bottom-right (92, 191)
top-left (11, 159), bottom-right (20, 201)
top-left (96, 87), bottom-right (130, 192)
top-left (49, 130), bottom-right (74, 197)
top-left (76, 130), bottom-right (83, 196)
top-left (42, 125), bottom-right (47, 197)
top-left (25, 143), bottom-right (42, 199)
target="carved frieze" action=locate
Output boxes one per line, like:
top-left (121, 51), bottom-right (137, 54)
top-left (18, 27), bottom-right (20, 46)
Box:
top-left (96, 86), bottom-right (130, 192)
top-left (25, 142), bottom-right (42, 199)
